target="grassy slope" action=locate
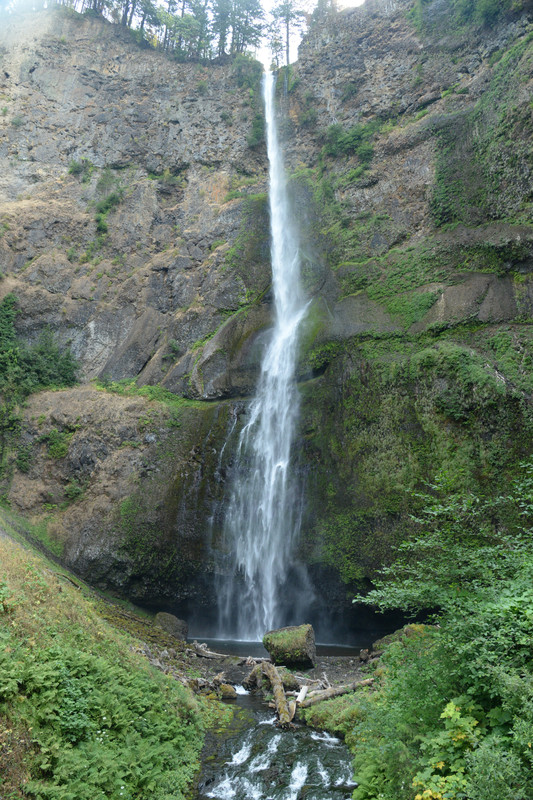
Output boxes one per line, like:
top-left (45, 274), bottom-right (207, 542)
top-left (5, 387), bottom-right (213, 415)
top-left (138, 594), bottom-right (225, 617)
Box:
top-left (0, 511), bottom-right (208, 800)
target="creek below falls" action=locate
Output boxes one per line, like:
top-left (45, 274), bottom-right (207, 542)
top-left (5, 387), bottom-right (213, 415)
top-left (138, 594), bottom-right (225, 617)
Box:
top-left (194, 689), bottom-right (355, 800)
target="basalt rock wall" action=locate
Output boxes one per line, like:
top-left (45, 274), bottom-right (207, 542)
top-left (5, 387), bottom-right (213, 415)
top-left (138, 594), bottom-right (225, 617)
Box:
top-left (1, 0), bottom-right (533, 622)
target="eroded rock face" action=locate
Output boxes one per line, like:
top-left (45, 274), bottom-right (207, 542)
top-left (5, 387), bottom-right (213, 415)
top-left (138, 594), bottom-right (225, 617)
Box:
top-left (0, 8), bottom-right (270, 401)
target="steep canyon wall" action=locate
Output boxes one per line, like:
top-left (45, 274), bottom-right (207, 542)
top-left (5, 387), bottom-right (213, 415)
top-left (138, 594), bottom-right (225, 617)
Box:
top-left (1, 0), bottom-right (532, 621)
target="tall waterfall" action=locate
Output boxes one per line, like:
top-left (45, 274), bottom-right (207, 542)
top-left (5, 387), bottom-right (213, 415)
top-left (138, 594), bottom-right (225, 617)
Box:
top-left (219, 70), bottom-right (308, 641)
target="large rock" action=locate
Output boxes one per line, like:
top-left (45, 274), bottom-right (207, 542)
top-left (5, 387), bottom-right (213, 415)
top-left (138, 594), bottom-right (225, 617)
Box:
top-left (154, 612), bottom-right (188, 641)
top-left (263, 624), bottom-right (316, 668)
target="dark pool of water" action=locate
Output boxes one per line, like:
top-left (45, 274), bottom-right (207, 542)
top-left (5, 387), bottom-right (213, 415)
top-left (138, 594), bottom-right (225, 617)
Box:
top-left (187, 639), bottom-right (368, 658)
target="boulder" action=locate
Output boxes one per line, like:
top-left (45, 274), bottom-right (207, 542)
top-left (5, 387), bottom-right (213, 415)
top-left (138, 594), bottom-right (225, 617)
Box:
top-left (154, 612), bottom-right (188, 641)
top-left (262, 624), bottom-right (316, 669)
top-left (219, 683), bottom-right (237, 700)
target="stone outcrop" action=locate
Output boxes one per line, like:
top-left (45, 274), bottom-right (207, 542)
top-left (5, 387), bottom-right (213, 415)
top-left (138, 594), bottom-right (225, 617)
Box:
top-left (154, 612), bottom-right (188, 640)
top-left (263, 624), bottom-right (317, 668)
top-left (0, 7), bottom-right (270, 401)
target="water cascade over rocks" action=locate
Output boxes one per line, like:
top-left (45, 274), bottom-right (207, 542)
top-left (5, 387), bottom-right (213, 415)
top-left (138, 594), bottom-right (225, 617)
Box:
top-left (218, 70), bottom-right (309, 640)
top-left (196, 695), bottom-right (356, 800)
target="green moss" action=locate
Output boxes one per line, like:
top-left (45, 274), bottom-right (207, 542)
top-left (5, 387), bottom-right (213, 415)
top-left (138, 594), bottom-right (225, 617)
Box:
top-left (300, 692), bottom-right (365, 737)
top-left (430, 31), bottom-right (533, 227)
top-left (299, 322), bottom-right (533, 586)
top-left (224, 193), bottom-right (269, 281)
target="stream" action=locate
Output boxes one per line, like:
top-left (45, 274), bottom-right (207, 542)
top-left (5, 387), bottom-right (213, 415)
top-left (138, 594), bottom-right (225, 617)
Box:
top-left (195, 691), bottom-right (356, 800)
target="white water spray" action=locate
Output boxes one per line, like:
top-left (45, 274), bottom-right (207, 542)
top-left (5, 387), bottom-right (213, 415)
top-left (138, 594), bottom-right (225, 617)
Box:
top-left (219, 70), bottom-right (308, 640)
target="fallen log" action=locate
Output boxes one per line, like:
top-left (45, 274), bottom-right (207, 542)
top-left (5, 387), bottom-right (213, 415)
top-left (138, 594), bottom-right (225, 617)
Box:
top-left (192, 641), bottom-right (226, 659)
top-left (244, 663), bottom-right (263, 689)
top-left (262, 661), bottom-right (292, 727)
top-left (288, 699), bottom-right (297, 723)
top-left (296, 685), bottom-right (309, 705)
top-left (298, 678), bottom-right (374, 709)
top-left (239, 656), bottom-right (271, 666)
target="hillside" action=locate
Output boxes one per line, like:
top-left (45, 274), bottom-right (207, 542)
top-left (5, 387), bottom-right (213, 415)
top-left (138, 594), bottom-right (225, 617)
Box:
top-left (0, 515), bottom-right (207, 799)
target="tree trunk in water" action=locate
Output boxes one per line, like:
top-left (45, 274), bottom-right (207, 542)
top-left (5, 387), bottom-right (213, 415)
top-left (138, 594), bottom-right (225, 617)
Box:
top-left (298, 678), bottom-right (374, 709)
top-left (262, 662), bottom-right (292, 727)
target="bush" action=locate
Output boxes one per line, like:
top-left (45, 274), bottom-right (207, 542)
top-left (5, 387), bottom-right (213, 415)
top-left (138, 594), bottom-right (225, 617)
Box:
top-left (15, 445), bottom-right (32, 473)
top-left (233, 54), bottom-right (263, 91)
top-left (0, 537), bottom-right (205, 800)
top-left (247, 113), bottom-right (265, 148)
top-left (0, 295), bottom-right (78, 400)
top-left (68, 158), bottom-right (93, 181)
top-left (321, 120), bottom-right (380, 164)
top-left (40, 428), bottom-right (72, 459)
top-left (350, 462), bottom-right (533, 799)
top-left (94, 190), bottom-right (123, 233)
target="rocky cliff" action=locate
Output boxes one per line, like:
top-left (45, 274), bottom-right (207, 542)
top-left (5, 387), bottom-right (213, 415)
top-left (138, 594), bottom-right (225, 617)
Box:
top-left (1, 0), bottom-right (532, 629)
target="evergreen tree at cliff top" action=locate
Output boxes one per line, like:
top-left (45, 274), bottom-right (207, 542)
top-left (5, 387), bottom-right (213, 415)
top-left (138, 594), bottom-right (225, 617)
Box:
top-left (1, 0), bottom-right (268, 60)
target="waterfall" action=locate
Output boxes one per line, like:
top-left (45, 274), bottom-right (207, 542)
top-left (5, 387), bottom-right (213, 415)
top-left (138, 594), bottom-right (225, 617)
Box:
top-left (218, 70), bottom-right (308, 641)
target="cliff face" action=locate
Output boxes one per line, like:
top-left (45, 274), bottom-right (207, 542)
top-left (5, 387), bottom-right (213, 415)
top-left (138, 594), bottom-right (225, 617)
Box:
top-left (0, 8), bottom-right (269, 398)
top-left (1, 0), bottom-right (533, 621)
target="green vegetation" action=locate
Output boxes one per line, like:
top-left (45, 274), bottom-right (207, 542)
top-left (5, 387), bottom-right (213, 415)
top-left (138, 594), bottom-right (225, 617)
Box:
top-left (430, 31), bottom-right (533, 227)
top-left (321, 120), bottom-right (381, 163)
top-left (232, 54), bottom-right (263, 91)
top-left (0, 529), bottom-right (206, 799)
top-left (39, 427), bottom-right (73, 459)
top-left (300, 321), bottom-right (533, 586)
top-left (25, 0), bottom-right (266, 64)
top-left (94, 190), bottom-right (123, 234)
top-left (68, 158), bottom-right (93, 182)
top-left (0, 295), bottom-right (77, 468)
top-left (94, 377), bottom-right (204, 412)
top-left (247, 112), bottom-right (265, 148)
top-left (345, 466), bottom-right (533, 799)
top-left (224, 193), bottom-right (269, 278)
top-left (0, 296), bottom-right (77, 398)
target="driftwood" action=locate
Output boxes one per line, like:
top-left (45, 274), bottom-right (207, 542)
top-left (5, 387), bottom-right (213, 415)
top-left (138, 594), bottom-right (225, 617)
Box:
top-left (261, 661), bottom-right (292, 727)
top-left (239, 656), bottom-right (270, 666)
top-left (288, 699), bottom-right (297, 723)
top-left (192, 641), bottom-right (227, 659)
top-left (298, 678), bottom-right (374, 709)
top-left (296, 685), bottom-right (309, 704)
top-left (243, 663), bottom-right (263, 689)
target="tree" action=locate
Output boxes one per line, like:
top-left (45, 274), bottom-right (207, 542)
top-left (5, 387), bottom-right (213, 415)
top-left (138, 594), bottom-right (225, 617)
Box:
top-left (212, 0), bottom-right (232, 56)
top-left (270, 0), bottom-right (307, 67)
top-left (229, 0), bottom-right (264, 55)
top-left (0, 294), bottom-right (77, 470)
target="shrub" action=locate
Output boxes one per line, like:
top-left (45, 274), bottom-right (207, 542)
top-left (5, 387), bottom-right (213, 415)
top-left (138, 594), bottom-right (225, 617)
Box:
top-left (321, 120), bottom-right (380, 163)
top-left (0, 536), bottom-right (205, 800)
top-left (94, 190), bottom-right (123, 233)
top-left (350, 463), bottom-right (533, 799)
top-left (233, 54), bottom-right (263, 91)
top-left (247, 113), bottom-right (265, 148)
top-left (40, 428), bottom-right (72, 459)
top-left (68, 158), bottom-right (93, 181)
top-left (15, 445), bottom-right (32, 473)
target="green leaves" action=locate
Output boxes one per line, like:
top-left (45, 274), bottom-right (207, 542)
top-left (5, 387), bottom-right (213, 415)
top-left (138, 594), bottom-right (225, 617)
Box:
top-left (349, 461), bottom-right (533, 798)
top-left (0, 637), bottom-right (203, 800)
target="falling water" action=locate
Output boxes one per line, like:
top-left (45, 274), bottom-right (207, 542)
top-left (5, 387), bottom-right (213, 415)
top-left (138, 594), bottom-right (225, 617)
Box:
top-left (219, 70), bottom-right (308, 640)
